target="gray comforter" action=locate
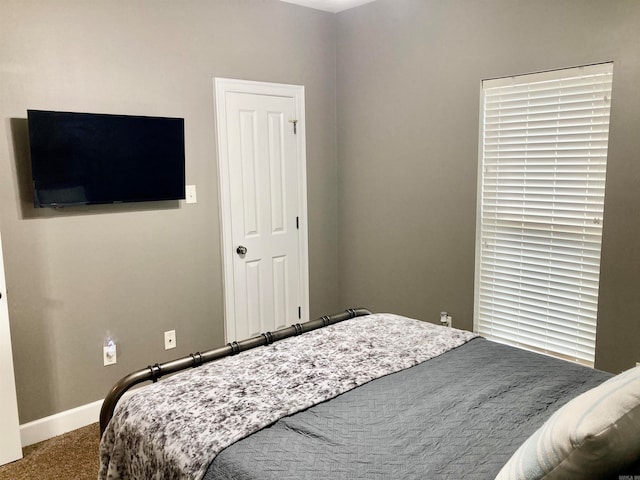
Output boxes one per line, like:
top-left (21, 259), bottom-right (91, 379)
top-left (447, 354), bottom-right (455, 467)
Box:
top-left (205, 338), bottom-right (612, 480)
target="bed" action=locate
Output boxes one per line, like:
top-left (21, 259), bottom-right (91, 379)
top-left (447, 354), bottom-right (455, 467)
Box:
top-left (99, 309), bottom-right (640, 480)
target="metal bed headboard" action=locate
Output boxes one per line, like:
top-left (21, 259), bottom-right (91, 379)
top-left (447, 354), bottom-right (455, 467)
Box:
top-left (99, 307), bottom-right (372, 436)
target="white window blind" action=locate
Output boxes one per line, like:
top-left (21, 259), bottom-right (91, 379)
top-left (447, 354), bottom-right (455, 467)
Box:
top-left (474, 63), bottom-right (613, 367)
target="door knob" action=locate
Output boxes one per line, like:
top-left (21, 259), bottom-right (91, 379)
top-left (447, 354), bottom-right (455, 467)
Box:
top-left (236, 245), bottom-right (247, 255)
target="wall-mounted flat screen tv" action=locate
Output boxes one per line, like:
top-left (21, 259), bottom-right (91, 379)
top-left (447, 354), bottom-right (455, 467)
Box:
top-left (27, 110), bottom-right (185, 207)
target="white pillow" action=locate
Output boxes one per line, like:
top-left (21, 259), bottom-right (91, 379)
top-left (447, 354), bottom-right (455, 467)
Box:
top-left (496, 365), bottom-right (640, 480)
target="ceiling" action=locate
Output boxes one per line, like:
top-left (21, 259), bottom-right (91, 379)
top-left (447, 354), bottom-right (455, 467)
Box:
top-left (279, 0), bottom-right (376, 13)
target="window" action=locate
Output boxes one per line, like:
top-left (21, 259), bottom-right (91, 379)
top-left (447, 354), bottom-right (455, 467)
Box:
top-left (474, 63), bottom-right (613, 367)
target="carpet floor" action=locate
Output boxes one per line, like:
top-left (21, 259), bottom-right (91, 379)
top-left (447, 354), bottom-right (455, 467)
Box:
top-left (0, 423), bottom-right (100, 480)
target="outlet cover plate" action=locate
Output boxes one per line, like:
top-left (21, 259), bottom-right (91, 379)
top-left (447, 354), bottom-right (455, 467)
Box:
top-left (165, 330), bottom-right (176, 350)
top-left (103, 344), bottom-right (117, 366)
top-left (185, 185), bottom-right (197, 204)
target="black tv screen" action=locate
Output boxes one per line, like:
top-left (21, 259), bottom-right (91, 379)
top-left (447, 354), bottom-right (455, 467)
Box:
top-left (27, 110), bottom-right (185, 207)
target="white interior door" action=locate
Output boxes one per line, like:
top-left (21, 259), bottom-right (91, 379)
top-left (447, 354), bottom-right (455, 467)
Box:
top-left (215, 79), bottom-right (309, 342)
top-left (0, 232), bottom-right (23, 465)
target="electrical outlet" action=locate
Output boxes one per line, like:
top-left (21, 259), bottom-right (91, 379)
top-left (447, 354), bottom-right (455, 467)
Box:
top-left (439, 312), bottom-right (452, 328)
top-left (103, 340), bottom-right (117, 366)
top-left (164, 330), bottom-right (176, 350)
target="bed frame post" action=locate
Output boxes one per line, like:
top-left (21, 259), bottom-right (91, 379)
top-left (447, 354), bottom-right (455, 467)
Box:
top-left (99, 307), bottom-right (372, 437)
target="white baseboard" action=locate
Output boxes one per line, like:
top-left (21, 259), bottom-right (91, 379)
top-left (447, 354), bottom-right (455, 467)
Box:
top-left (19, 399), bottom-right (104, 447)
top-left (19, 386), bottom-right (147, 447)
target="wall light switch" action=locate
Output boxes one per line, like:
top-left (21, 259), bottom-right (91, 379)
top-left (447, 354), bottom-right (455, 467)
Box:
top-left (185, 185), bottom-right (197, 204)
top-left (165, 330), bottom-right (176, 350)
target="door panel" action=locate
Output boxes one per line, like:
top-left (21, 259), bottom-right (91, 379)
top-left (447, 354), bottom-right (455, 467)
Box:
top-left (239, 110), bottom-right (259, 236)
top-left (245, 260), bottom-right (262, 337)
top-left (272, 256), bottom-right (288, 331)
top-left (225, 92), bottom-right (302, 341)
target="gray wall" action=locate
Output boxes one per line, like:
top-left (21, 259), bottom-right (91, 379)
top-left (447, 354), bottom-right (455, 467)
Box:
top-left (3, 0), bottom-right (640, 425)
top-left (336, 0), bottom-right (640, 373)
top-left (0, 0), bottom-right (339, 423)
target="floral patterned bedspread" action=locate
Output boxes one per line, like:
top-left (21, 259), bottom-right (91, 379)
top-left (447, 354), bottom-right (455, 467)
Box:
top-left (99, 313), bottom-right (478, 480)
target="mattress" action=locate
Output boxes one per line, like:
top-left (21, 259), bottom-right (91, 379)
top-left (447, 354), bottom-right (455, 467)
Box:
top-left (205, 338), bottom-right (612, 480)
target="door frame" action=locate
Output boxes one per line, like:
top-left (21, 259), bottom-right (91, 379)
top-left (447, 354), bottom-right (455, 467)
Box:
top-left (214, 78), bottom-right (310, 342)
top-left (0, 230), bottom-right (23, 465)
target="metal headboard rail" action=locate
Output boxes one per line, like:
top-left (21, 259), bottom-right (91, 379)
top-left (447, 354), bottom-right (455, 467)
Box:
top-left (99, 307), bottom-right (372, 436)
